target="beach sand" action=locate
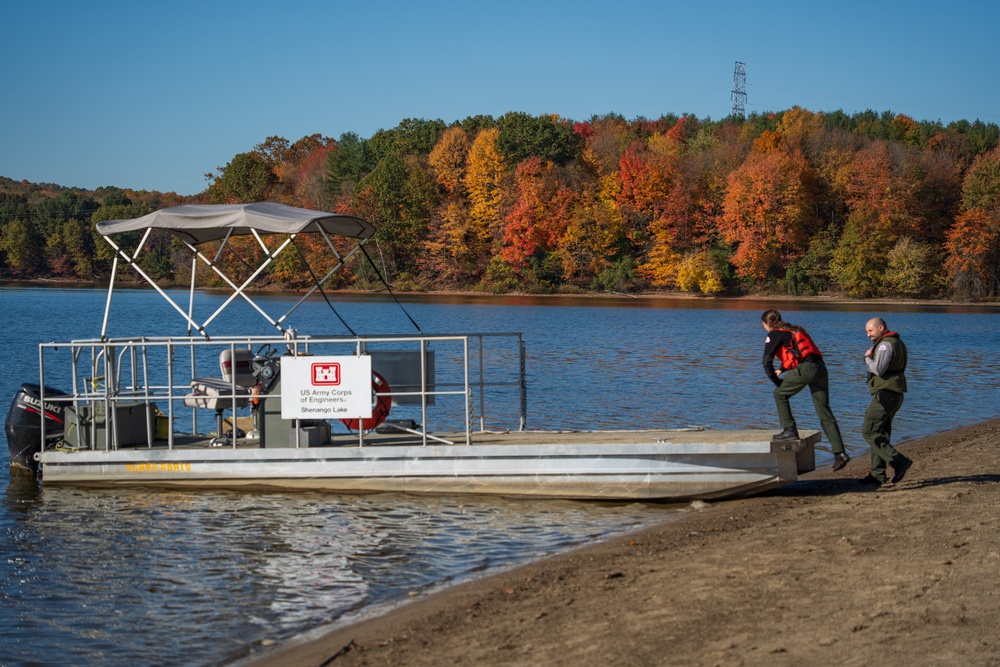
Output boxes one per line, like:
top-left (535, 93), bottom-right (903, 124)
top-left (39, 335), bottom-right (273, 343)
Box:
top-left (238, 419), bottom-right (1000, 667)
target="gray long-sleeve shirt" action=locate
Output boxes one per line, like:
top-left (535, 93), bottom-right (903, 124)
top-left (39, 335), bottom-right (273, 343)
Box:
top-left (865, 340), bottom-right (894, 377)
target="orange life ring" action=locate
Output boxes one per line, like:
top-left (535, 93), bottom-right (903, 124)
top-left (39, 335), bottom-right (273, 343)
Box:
top-left (340, 371), bottom-right (392, 432)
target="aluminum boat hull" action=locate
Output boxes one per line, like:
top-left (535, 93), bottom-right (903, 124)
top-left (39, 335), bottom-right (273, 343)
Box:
top-left (38, 429), bottom-right (818, 501)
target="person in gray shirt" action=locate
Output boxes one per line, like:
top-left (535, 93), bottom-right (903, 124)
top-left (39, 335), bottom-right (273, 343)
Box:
top-left (860, 317), bottom-right (912, 486)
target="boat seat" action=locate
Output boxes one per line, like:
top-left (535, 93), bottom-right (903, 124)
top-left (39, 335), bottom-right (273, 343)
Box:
top-left (184, 377), bottom-right (253, 410)
top-left (184, 349), bottom-right (256, 442)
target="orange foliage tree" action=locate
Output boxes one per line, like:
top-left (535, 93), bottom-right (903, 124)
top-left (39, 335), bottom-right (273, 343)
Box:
top-left (616, 141), bottom-right (675, 246)
top-left (718, 147), bottom-right (815, 280)
top-left (944, 145), bottom-right (1000, 297)
top-left (843, 142), bottom-right (922, 237)
top-left (428, 127), bottom-right (469, 195)
top-left (944, 209), bottom-right (1000, 297)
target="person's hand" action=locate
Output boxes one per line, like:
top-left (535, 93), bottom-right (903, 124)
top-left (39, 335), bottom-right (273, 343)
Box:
top-left (864, 348), bottom-right (873, 358)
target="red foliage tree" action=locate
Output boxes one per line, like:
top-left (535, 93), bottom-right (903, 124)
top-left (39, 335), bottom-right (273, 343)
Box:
top-left (500, 158), bottom-right (574, 269)
top-left (616, 141), bottom-right (675, 247)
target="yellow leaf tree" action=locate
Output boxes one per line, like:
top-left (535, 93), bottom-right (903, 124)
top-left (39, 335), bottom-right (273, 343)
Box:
top-left (464, 127), bottom-right (507, 258)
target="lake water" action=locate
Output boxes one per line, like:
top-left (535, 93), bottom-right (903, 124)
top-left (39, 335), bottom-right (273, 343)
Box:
top-left (2, 288), bottom-right (998, 666)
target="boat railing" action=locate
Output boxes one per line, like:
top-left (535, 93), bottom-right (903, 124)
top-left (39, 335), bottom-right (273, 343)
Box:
top-left (36, 332), bottom-right (526, 452)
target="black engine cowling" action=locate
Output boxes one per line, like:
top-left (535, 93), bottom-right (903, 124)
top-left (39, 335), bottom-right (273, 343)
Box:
top-left (5, 383), bottom-right (67, 475)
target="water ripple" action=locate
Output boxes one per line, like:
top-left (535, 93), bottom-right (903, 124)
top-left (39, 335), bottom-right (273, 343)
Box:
top-left (0, 485), bottom-right (670, 667)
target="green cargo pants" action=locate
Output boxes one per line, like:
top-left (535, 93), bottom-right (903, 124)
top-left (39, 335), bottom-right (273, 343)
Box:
top-left (862, 389), bottom-right (905, 482)
top-left (773, 360), bottom-right (846, 455)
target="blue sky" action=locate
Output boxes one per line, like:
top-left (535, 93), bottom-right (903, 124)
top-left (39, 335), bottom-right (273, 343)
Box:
top-left (2, 0), bottom-right (998, 197)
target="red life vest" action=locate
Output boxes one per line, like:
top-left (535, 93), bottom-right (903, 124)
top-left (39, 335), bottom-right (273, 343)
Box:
top-left (776, 329), bottom-right (823, 371)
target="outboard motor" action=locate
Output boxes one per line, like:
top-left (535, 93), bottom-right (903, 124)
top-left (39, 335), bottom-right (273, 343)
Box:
top-left (5, 383), bottom-right (68, 475)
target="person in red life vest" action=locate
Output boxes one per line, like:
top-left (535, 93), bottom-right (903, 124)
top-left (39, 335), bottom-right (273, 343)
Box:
top-left (859, 317), bottom-right (911, 486)
top-left (761, 309), bottom-right (850, 471)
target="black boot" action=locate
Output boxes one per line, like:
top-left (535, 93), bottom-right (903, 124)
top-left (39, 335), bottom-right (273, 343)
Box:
top-left (832, 452), bottom-right (850, 471)
top-left (890, 456), bottom-right (912, 484)
top-left (773, 427), bottom-right (799, 440)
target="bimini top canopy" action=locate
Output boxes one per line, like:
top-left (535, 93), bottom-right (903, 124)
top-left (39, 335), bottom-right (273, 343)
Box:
top-left (95, 202), bottom-right (378, 339)
top-left (96, 202), bottom-right (375, 244)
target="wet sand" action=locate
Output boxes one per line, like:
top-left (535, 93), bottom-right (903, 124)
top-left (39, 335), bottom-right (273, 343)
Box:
top-left (237, 419), bottom-right (1000, 667)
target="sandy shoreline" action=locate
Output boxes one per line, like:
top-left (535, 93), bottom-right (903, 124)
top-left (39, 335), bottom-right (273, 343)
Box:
top-left (235, 420), bottom-right (1000, 667)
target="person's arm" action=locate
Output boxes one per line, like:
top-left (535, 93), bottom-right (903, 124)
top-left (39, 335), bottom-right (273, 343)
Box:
top-left (762, 330), bottom-right (790, 387)
top-left (865, 341), bottom-right (894, 376)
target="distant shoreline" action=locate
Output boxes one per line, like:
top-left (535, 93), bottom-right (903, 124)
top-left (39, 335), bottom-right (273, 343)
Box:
top-left (2, 278), bottom-right (997, 309)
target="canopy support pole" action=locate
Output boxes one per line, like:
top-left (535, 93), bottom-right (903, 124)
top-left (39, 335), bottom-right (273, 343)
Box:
top-left (99, 235), bottom-right (209, 339)
top-left (182, 234), bottom-right (294, 333)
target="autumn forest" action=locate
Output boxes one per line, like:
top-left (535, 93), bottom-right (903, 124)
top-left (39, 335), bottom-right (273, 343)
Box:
top-left (2, 107), bottom-right (1000, 299)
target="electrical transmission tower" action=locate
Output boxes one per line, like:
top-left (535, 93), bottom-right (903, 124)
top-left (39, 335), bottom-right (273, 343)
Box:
top-left (732, 61), bottom-right (747, 118)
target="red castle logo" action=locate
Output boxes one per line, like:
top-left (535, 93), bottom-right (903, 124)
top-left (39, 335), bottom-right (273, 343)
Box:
top-left (311, 363), bottom-right (341, 385)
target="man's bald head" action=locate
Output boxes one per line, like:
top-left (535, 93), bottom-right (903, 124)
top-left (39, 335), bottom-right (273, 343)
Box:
top-left (866, 317), bottom-right (887, 342)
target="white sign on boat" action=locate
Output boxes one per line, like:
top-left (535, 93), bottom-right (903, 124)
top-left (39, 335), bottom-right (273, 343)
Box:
top-left (280, 356), bottom-right (373, 420)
